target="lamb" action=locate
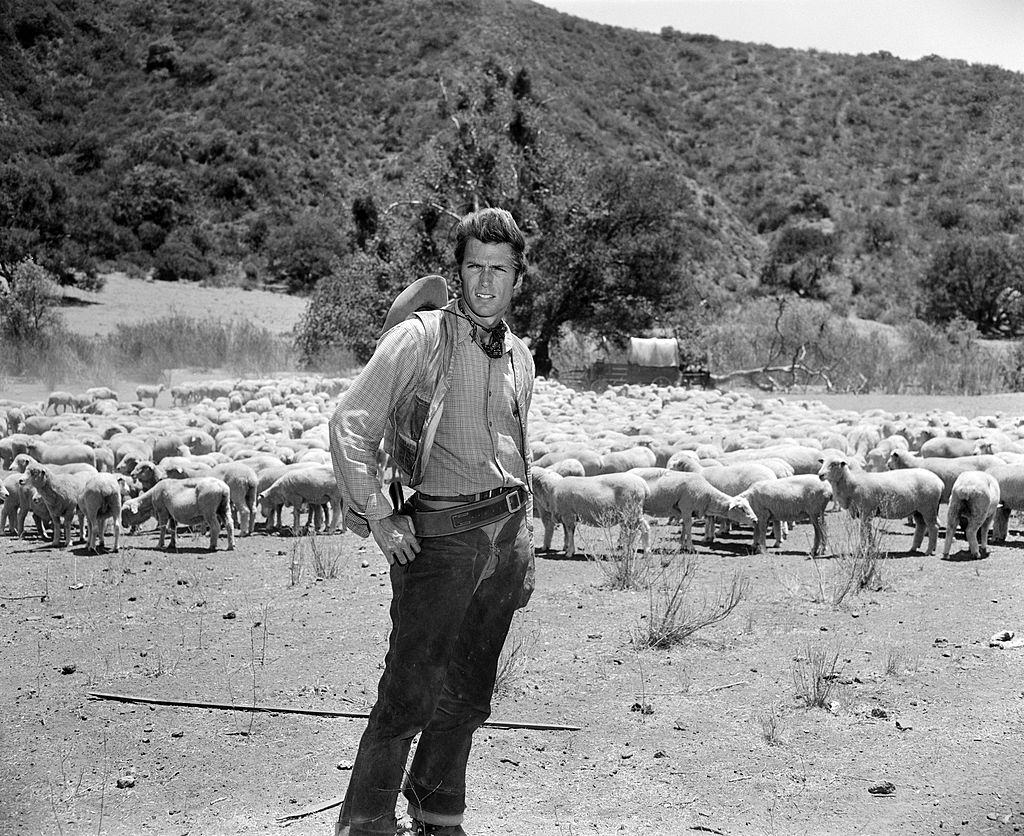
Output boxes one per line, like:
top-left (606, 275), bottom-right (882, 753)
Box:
top-left (25, 463), bottom-right (89, 547)
top-left (46, 391), bottom-right (74, 414)
top-left (3, 475), bottom-right (52, 539)
top-left (135, 383), bottom-right (165, 407)
top-left (79, 473), bottom-right (126, 552)
top-left (942, 471), bottom-right (1000, 560)
top-left (818, 453), bottom-right (943, 555)
top-left (121, 477), bottom-right (235, 552)
top-left (737, 475), bottom-right (833, 556)
top-left (887, 450), bottom-right (1004, 503)
top-left (210, 462), bottom-right (258, 535)
top-left (257, 466), bottom-right (342, 536)
top-left (629, 467), bottom-right (757, 552)
top-left (530, 467), bottom-right (650, 558)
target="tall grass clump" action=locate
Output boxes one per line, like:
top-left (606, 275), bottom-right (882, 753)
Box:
top-left (585, 508), bottom-right (651, 590)
top-left (792, 643), bottom-right (842, 708)
top-left (109, 313), bottom-right (295, 377)
top-left (804, 515), bottom-right (889, 607)
top-left (633, 552), bottom-right (748, 649)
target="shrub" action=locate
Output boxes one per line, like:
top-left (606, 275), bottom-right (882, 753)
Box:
top-left (265, 213), bottom-right (348, 294)
top-left (0, 258), bottom-right (63, 342)
top-left (152, 233), bottom-right (213, 282)
top-left (792, 643), bottom-right (842, 709)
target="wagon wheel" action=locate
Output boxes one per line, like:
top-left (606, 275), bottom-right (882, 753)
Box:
top-left (650, 375), bottom-right (672, 387)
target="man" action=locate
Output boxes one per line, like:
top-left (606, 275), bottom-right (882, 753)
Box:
top-left (328, 208), bottom-right (535, 836)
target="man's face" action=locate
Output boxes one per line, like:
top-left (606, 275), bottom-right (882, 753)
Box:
top-left (459, 238), bottom-right (519, 328)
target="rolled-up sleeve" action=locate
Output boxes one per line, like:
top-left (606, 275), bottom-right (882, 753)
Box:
top-left (328, 322), bottom-right (424, 536)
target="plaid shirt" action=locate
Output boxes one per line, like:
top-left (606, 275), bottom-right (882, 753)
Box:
top-left (330, 309), bottom-right (534, 532)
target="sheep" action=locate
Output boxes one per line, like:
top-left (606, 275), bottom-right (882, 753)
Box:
top-left (942, 471), bottom-right (1000, 560)
top-left (534, 448), bottom-right (604, 476)
top-left (257, 466), bottom-right (342, 536)
top-left (25, 463), bottom-right (89, 547)
top-left (121, 477), bottom-right (235, 552)
top-left (86, 386), bottom-right (118, 402)
top-left (530, 467), bottom-right (650, 558)
top-left (598, 446), bottom-right (657, 474)
top-left (161, 457), bottom-right (213, 480)
top-left (79, 473), bottom-right (126, 552)
top-left (864, 436), bottom-right (910, 472)
top-left (3, 475), bottom-right (52, 540)
top-left (135, 383), bottom-right (165, 407)
top-left (887, 450), bottom-right (1004, 503)
top-left (209, 462), bottom-right (258, 535)
top-left (920, 436), bottom-right (983, 459)
top-left (46, 391), bottom-right (74, 414)
top-left (630, 467), bottom-right (757, 552)
top-left (737, 475), bottom-right (833, 556)
top-left (818, 453), bottom-right (943, 555)
top-left (980, 464), bottom-right (1024, 543)
top-left (130, 461), bottom-right (167, 492)
top-left (550, 458), bottom-right (586, 477)
top-left (24, 440), bottom-right (97, 469)
top-left (253, 463), bottom-right (321, 530)
top-left (687, 462), bottom-right (777, 544)
top-left (152, 436), bottom-right (190, 464)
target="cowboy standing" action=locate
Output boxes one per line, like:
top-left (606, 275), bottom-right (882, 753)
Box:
top-left (328, 208), bottom-right (535, 836)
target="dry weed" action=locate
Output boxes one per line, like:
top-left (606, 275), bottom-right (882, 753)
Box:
top-left (792, 643), bottom-right (842, 708)
top-left (759, 706), bottom-right (784, 746)
top-left (633, 552), bottom-right (748, 649)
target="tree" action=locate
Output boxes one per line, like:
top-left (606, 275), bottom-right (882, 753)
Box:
top-left (760, 224), bottom-right (840, 299)
top-left (919, 236), bottom-right (1024, 336)
top-left (0, 257), bottom-right (64, 343)
top-left (522, 161), bottom-right (703, 374)
top-left (265, 213), bottom-right (348, 293)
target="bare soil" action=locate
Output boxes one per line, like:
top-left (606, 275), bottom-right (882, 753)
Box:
top-left (2, 509), bottom-right (1022, 836)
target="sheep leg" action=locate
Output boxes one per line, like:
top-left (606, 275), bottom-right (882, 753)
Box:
top-left (979, 514), bottom-right (994, 557)
top-left (563, 516), bottom-right (576, 558)
top-left (811, 515), bottom-right (827, 557)
top-left (679, 514), bottom-right (695, 553)
top-left (966, 520), bottom-right (981, 559)
top-left (771, 518), bottom-right (783, 548)
top-left (540, 510), bottom-right (555, 551)
top-left (942, 499), bottom-right (961, 558)
top-left (292, 505), bottom-right (301, 537)
top-left (313, 504), bottom-right (324, 532)
top-left (327, 499), bottom-right (341, 534)
top-left (224, 505), bottom-right (235, 551)
top-left (111, 514), bottom-right (120, 552)
top-left (992, 506), bottom-right (1011, 543)
top-left (209, 513), bottom-right (221, 551)
top-left (702, 515), bottom-right (717, 544)
top-left (752, 516), bottom-right (767, 554)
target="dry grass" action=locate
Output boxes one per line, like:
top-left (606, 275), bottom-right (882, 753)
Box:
top-left (792, 643), bottom-right (842, 709)
top-left (633, 552), bottom-right (748, 649)
top-left (493, 617), bottom-right (537, 699)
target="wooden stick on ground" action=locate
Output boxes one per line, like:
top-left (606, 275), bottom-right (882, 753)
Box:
top-left (86, 691), bottom-right (581, 731)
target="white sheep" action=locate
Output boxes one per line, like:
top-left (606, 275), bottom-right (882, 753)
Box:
top-left (942, 471), bottom-right (1000, 560)
top-left (25, 463), bottom-right (90, 547)
top-left (79, 473), bottom-right (126, 552)
top-left (887, 450), bottom-right (1004, 503)
top-left (550, 458), bottom-right (586, 477)
top-left (818, 453), bottom-right (943, 555)
top-left (135, 383), bottom-right (165, 407)
top-left (46, 391), bottom-right (74, 414)
top-left (257, 466), bottom-right (342, 535)
top-left (209, 462), bottom-right (258, 535)
top-left (630, 467), bottom-right (757, 552)
top-left (977, 464), bottom-right (1024, 543)
top-left (121, 477), bottom-right (235, 552)
top-left (737, 475), bottom-right (833, 556)
top-left (530, 467), bottom-right (649, 558)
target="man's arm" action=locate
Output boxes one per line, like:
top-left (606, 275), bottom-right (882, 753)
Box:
top-left (328, 322), bottom-right (424, 561)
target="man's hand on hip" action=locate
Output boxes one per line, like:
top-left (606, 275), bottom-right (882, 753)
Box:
top-left (368, 514), bottom-right (421, 566)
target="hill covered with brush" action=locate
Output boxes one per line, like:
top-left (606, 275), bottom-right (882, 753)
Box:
top-left (3, 0), bottom-right (1024, 360)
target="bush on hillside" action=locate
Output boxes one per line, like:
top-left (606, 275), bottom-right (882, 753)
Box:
top-left (152, 230), bottom-right (214, 282)
top-left (919, 236), bottom-right (1024, 336)
top-left (265, 214), bottom-right (348, 294)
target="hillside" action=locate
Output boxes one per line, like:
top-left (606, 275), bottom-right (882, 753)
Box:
top-left (3, 0), bottom-right (1023, 325)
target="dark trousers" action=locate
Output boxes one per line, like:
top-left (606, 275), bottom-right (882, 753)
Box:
top-left (336, 509), bottom-right (534, 836)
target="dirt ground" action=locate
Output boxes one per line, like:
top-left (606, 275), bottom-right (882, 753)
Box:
top-left (2, 503), bottom-right (1022, 836)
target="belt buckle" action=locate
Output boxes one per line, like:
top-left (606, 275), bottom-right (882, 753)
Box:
top-left (505, 489), bottom-right (522, 514)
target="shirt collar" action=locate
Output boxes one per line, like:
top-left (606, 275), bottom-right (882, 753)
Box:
top-left (444, 299), bottom-right (514, 355)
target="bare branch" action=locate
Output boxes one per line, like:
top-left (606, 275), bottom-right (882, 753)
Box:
top-left (382, 200), bottom-right (462, 222)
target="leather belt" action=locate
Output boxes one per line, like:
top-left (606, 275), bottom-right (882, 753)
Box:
top-left (409, 486), bottom-right (527, 538)
top-left (417, 487), bottom-right (511, 503)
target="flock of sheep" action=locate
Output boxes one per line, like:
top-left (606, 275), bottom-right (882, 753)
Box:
top-left (2, 377), bottom-right (1023, 561)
